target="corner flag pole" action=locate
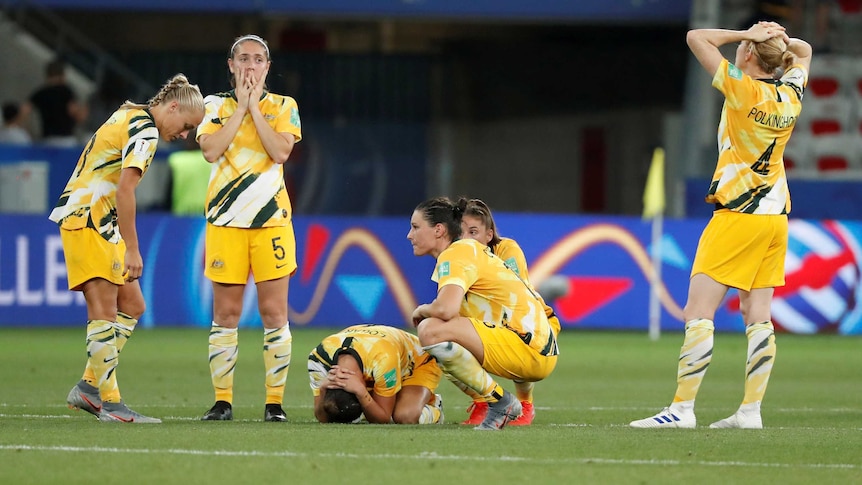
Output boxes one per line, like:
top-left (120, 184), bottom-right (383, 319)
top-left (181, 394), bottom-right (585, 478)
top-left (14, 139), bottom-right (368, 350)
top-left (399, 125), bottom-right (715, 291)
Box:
top-left (642, 147), bottom-right (666, 341)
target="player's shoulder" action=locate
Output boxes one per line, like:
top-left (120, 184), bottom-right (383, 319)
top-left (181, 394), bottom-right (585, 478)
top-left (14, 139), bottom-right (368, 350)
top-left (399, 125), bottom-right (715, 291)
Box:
top-left (445, 238), bottom-right (484, 257)
top-left (264, 92), bottom-right (298, 109)
top-left (203, 91), bottom-right (234, 106)
top-left (112, 108), bottom-right (156, 133)
top-left (496, 237), bottom-right (524, 253)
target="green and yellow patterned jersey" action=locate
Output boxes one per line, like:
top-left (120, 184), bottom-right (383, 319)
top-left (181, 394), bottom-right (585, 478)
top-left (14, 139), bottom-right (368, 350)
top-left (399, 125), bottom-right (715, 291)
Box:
top-left (48, 107), bottom-right (158, 243)
top-left (492, 238), bottom-right (558, 329)
top-left (707, 58), bottom-right (807, 215)
top-left (308, 325), bottom-right (433, 397)
top-left (197, 90), bottom-right (302, 228)
top-left (433, 238), bottom-right (558, 356)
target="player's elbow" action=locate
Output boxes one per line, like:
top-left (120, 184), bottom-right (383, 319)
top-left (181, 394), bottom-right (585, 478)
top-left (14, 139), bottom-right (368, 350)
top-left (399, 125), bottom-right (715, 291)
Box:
top-left (201, 149), bottom-right (221, 164)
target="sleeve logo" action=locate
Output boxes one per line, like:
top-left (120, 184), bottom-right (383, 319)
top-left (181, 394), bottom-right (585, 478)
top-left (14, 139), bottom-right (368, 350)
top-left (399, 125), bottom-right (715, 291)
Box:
top-left (132, 138), bottom-right (151, 157)
top-left (504, 257), bottom-right (519, 275)
top-left (437, 261), bottom-right (450, 278)
top-left (728, 63), bottom-right (743, 80)
top-left (384, 369), bottom-right (397, 388)
top-left (290, 107), bottom-right (301, 129)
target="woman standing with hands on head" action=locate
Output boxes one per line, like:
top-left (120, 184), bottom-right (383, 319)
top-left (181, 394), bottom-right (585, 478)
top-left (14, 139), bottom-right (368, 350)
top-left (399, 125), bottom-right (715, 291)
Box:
top-left (630, 22), bottom-right (811, 429)
top-left (197, 34), bottom-right (302, 422)
top-left (57, 74), bottom-right (205, 423)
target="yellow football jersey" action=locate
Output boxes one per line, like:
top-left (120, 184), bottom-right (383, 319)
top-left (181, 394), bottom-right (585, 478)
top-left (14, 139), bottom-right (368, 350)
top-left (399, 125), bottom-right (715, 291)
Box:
top-left (48, 108), bottom-right (159, 243)
top-left (707, 58), bottom-right (807, 215)
top-left (493, 238), bottom-right (557, 324)
top-left (197, 91), bottom-right (302, 228)
top-left (433, 238), bottom-right (558, 356)
top-left (308, 325), bottom-right (432, 398)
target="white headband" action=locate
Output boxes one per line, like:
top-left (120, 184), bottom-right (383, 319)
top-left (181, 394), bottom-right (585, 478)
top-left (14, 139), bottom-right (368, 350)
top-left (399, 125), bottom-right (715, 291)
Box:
top-left (231, 35), bottom-right (270, 59)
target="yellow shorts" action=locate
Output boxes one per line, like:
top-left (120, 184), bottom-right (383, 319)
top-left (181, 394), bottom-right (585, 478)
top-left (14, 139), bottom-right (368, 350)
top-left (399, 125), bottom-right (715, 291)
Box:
top-left (469, 317), bottom-right (558, 382)
top-left (402, 352), bottom-right (443, 393)
top-left (205, 223), bottom-right (297, 284)
top-left (59, 227), bottom-right (125, 290)
top-left (691, 209), bottom-right (788, 291)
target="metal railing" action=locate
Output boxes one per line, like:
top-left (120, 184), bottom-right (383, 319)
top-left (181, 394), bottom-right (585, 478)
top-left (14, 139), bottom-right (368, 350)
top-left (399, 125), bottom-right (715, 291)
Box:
top-left (1, 0), bottom-right (154, 101)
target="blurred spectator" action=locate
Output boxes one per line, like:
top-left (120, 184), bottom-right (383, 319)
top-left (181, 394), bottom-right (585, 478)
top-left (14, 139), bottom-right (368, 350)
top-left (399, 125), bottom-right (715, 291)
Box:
top-left (0, 102), bottom-right (33, 145)
top-left (86, 71), bottom-right (130, 137)
top-left (28, 58), bottom-right (88, 147)
top-left (741, 1), bottom-right (799, 29)
top-left (167, 133), bottom-right (211, 216)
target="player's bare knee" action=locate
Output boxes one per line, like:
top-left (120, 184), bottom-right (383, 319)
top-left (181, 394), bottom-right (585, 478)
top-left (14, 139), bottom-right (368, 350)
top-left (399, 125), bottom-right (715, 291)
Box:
top-left (416, 320), bottom-right (445, 346)
top-left (392, 407), bottom-right (420, 424)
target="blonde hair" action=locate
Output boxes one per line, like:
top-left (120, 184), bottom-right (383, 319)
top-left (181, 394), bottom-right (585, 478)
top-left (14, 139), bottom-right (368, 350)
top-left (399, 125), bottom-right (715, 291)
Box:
top-left (751, 37), bottom-right (796, 75)
top-left (120, 73), bottom-right (204, 112)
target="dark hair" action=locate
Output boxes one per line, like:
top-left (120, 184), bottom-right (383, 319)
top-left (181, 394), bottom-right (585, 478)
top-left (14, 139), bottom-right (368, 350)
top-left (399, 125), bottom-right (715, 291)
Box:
top-left (2, 102), bottom-right (20, 123)
top-left (414, 196), bottom-right (463, 242)
top-left (322, 389), bottom-right (363, 423)
top-left (461, 197), bottom-right (502, 250)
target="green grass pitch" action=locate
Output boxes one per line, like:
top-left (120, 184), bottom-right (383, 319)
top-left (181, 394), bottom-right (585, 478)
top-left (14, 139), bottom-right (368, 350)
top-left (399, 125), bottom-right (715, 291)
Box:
top-left (1, 327), bottom-right (860, 484)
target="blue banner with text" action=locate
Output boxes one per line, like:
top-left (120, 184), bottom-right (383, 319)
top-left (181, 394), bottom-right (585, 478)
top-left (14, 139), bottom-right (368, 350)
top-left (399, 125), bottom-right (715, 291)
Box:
top-left (2, 214), bottom-right (861, 334)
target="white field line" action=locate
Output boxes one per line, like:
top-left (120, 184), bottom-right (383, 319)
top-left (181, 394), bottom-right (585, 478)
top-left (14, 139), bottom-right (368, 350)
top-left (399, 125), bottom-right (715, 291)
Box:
top-left (0, 444), bottom-right (858, 470)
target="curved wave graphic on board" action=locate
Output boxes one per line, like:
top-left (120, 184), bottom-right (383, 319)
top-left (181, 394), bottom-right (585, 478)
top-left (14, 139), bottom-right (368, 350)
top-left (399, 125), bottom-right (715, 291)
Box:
top-left (529, 223), bottom-right (684, 322)
top-left (290, 225), bottom-right (418, 325)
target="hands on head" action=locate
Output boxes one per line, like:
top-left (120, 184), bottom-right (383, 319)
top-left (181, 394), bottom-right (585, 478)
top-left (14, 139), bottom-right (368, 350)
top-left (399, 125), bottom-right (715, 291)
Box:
top-left (751, 21), bottom-right (791, 44)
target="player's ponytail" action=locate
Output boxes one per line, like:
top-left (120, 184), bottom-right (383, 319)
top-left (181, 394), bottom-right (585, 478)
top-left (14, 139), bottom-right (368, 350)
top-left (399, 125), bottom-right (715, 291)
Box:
top-left (119, 73), bottom-right (204, 113)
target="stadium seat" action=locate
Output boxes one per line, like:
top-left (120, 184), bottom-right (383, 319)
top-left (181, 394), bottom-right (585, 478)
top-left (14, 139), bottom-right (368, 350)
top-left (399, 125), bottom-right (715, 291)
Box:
top-left (807, 55), bottom-right (853, 98)
top-left (831, 2), bottom-right (862, 54)
top-left (809, 134), bottom-right (861, 173)
top-left (839, 0), bottom-right (862, 14)
top-left (783, 132), bottom-right (812, 172)
top-left (799, 97), bottom-right (853, 136)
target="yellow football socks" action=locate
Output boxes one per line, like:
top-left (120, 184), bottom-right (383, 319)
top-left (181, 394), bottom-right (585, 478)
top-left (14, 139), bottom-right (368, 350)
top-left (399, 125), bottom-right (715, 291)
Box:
top-left (418, 403), bottom-right (443, 424)
top-left (673, 318), bottom-right (714, 403)
top-left (86, 320), bottom-right (121, 403)
top-left (263, 325), bottom-right (292, 405)
top-left (209, 323), bottom-right (238, 403)
top-left (81, 312), bottom-right (137, 388)
top-left (742, 321), bottom-right (776, 405)
top-left (424, 342), bottom-right (504, 402)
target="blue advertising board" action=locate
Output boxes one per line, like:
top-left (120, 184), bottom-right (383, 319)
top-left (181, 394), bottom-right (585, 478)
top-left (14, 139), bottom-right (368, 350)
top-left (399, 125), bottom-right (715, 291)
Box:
top-left (2, 213), bottom-right (861, 334)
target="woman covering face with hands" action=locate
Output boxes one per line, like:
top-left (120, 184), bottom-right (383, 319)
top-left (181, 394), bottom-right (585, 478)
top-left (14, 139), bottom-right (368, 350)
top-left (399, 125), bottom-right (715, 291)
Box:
top-left (196, 34), bottom-right (303, 423)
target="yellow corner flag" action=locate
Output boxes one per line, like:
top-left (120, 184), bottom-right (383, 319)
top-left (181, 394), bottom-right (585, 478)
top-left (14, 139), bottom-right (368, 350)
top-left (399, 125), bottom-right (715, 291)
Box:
top-left (642, 147), bottom-right (666, 220)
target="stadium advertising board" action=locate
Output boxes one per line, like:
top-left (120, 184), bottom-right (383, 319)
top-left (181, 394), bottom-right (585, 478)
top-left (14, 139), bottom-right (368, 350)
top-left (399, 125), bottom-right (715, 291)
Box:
top-left (1, 214), bottom-right (861, 334)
